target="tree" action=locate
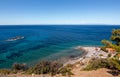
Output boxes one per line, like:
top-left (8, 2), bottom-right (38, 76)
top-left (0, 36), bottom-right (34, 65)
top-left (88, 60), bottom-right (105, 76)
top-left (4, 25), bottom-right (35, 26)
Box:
top-left (111, 29), bottom-right (120, 46)
top-left (101, 29), bottom-right (120, 52)
top-left (101, 39), bottom-right (112, 47)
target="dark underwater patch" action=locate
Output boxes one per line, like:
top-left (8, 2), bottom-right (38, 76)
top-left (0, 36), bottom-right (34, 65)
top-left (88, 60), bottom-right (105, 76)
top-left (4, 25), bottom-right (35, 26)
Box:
top-left (0, 40), bottom-right (26, 54)
top-left (0, 59), bottom-right (6, 64)
top-left (6, 52), bottom-right (22, 60)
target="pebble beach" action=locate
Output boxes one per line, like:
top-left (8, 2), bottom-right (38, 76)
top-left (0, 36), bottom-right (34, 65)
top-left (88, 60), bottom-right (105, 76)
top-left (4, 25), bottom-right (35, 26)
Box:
top-left (64, 46), bottom-right (109, 66)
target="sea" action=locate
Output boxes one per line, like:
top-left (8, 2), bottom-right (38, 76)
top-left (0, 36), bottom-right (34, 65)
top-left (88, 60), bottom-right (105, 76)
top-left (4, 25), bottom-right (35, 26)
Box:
top-left (0, 25), bottom-right (119, 68)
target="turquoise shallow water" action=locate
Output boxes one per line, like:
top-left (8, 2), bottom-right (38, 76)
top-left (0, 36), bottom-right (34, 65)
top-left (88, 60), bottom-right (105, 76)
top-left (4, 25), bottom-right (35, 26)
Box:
top-left (0, 25), bottom-right (119, 68)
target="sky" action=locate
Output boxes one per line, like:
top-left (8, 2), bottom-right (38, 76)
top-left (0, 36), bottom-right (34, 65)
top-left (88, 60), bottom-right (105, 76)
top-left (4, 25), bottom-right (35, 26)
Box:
top-left (0, 0), bottom-right (120, 25)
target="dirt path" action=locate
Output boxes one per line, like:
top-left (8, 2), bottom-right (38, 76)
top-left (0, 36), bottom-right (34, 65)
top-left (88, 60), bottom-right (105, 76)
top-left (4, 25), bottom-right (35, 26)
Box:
top-left (72, 68), bottom-right (119, 77)
top-left (1, 68), bottom-right (119, 77)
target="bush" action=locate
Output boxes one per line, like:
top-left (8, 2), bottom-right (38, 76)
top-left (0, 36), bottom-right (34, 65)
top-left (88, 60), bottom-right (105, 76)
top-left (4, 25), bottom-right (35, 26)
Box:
top-left (26, 61), bottom-right (74, 77)
top-left (59, 64), bottom-right (74, 77)
top-left (83, 58), bottom-right (120, 75)
top-left (12, 63), bottom-right (28, 71)
top-left (108, 54), bottom-right (111, 57)
top-left (49, 61), bottom-right (63, 76)
top-left (26, 61), bottom-right (63, 75)
top-left (83, 59), bottom-right (109, 71)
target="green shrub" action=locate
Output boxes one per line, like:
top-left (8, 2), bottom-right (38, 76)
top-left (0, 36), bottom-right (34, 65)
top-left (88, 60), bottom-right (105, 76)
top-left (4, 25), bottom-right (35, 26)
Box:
top-left (49, 61), bottom-right (63, 76)
top-left (59, 64), bottom-right (74, 77)
top-left (12, 63), bottom-right (28, 71)
top-left (108, 54), bottom-right (111, 57)
top-left (26, 61), bottom-right (63, 75)
top-left (83, 59), bottom-right (109, 71)
top-left (83, 58), bottom-right (120, 75)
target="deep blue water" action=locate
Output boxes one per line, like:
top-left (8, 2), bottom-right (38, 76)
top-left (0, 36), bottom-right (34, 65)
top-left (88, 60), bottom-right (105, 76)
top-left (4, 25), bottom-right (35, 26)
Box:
top-left (0, 25), bottom-right (119, 68)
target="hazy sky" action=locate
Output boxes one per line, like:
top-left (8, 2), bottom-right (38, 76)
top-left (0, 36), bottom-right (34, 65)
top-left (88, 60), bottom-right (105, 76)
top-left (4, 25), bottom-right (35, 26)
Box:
top-left (0, 0), bottom-right (120, 25)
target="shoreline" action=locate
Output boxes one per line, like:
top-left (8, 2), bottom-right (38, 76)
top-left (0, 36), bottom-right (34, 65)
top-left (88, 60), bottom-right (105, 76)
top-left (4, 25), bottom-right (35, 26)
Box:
top-left (0, 46), bottom-right (117, 77)
top-left (63, 46), bottom-right (89, 66)
top-left (64, 46), bottom-right (108, 66)
top-left (0, 46), bottom-right (107, 68)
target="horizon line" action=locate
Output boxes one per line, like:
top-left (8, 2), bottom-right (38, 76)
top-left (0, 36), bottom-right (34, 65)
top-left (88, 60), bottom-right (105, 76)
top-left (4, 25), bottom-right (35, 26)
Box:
top-left (0, 24), bottom-right (120, 26)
